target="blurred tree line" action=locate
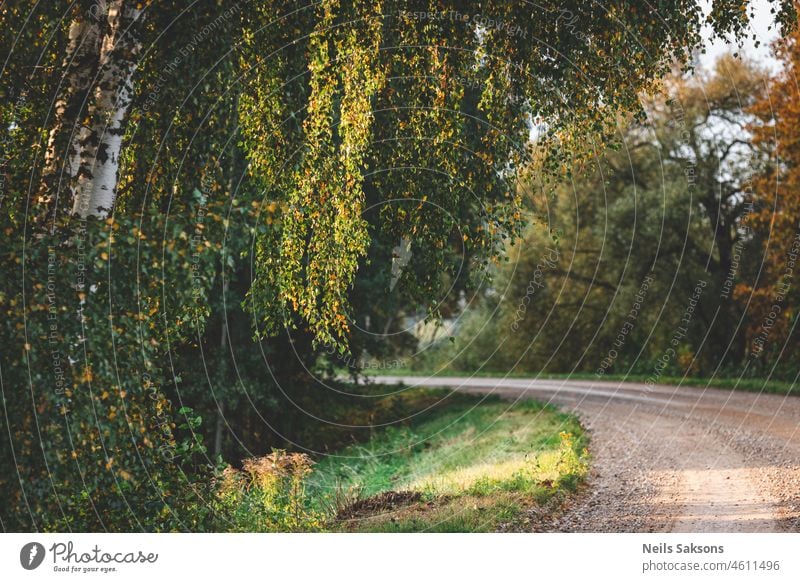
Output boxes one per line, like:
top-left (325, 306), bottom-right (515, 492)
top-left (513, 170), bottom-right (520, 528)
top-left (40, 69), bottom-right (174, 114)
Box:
top-left (426, 49), bottom-right (800, 380)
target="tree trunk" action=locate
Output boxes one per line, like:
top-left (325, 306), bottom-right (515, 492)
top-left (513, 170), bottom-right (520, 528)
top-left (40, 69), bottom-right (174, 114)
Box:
top-left (37, 8), bottom-right (102, 225)
top-left (214, 90), bottom-right (240, 459)
top-left (214, 276), bottom-right (229, 459)
top-left (72, 0), bottom-right (144, 218)
top-left (214, 401), bottom-right (225, 459)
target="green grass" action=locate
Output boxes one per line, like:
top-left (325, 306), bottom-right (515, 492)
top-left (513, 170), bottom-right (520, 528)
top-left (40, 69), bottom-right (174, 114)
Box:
top-left (309, 392), bottom-right (588, 532)
top-left (363, 368), bottom-right (797, 396)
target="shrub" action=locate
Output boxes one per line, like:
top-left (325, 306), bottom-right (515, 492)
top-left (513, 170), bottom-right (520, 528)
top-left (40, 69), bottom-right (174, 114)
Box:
top-left (212, 450), bottom-right (323, 532)
top-left (553, 431), bottom-right (589, 491)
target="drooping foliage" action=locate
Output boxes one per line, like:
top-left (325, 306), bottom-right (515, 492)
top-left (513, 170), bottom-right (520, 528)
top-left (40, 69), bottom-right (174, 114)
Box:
top-left (240, 0), bottom-right (798, 349)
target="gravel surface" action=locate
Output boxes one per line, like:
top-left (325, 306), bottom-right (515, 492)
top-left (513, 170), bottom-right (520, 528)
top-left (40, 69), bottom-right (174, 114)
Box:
top-left (371, 376), bottom-right (800, 532)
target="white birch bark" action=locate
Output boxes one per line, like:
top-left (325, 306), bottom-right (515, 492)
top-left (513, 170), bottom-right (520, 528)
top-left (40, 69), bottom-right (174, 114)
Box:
top-left (73, 0), bottom-right (144, 218)
top-left (39, 8), bottom-right (103, 218)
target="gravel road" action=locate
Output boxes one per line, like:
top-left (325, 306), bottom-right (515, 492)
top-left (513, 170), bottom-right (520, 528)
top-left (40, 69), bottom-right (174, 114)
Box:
top-left (370, 376), bottom-right (800, 532)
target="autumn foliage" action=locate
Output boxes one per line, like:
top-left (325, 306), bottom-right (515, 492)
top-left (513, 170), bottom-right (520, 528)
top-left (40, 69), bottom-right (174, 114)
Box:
top-left (740, 26), bottom-right (800, 363)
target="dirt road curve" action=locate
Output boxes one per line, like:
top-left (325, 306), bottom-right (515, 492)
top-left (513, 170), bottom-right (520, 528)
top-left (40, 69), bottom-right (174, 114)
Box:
top-left (371, 376), bottom-right (800, 532)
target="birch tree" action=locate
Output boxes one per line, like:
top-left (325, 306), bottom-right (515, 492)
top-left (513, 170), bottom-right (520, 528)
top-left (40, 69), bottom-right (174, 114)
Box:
top-left (35, 0), bottom-right (146, 223)
top-left (39, 10), bottom-right (102, 223)
top-left (72, 1), bottom-right (145, 218)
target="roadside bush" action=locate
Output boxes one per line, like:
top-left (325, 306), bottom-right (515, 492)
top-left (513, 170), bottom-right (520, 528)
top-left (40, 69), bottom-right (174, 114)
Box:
top-left (551, 431), bottom-right (590, 491)
top-left (212, 450), bottom-right (323, 532)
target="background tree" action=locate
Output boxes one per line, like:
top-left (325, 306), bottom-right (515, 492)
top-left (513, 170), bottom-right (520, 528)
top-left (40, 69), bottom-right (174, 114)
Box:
top-left (427, 56), bottom-right (773, 376)
top-left (741, 25), bottom-right (800, 370)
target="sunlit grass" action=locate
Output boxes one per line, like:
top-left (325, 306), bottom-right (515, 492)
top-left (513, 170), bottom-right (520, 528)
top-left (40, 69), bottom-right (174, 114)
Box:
top-left (309, 394), bottom-right (588, 532)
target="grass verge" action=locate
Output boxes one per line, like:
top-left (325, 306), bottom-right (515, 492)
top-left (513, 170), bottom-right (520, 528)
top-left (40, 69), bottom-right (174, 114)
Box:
top-left (363, 369), bottom-right (797, 396)
top-left (309, 392), bottom-right (588, 532)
